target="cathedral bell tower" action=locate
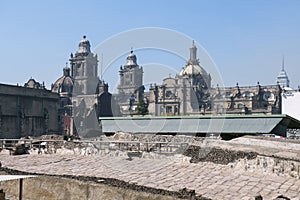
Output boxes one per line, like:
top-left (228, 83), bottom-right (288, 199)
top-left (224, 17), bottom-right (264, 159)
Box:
top-left (69, 35), bottom-right (99, 95)
top-left (118, 49), bottom-right (143, 95)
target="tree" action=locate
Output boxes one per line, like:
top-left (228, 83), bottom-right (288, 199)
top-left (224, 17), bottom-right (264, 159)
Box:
top-left (137, 99), bottom-right (148, 116)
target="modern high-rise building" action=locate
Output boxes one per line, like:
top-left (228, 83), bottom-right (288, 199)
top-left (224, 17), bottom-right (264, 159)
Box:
top-left (276, 57), bottom-right (290, 88)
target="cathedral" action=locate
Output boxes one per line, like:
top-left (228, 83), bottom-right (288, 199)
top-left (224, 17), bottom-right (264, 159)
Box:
top-left (49, 36), bottom-right (290, 127)
top-left (52, 36), bottom-right (114, 136)
top-left (118, 41), bottom-right (284, 116)
top-left (0, 35), bottom-right (291, 139)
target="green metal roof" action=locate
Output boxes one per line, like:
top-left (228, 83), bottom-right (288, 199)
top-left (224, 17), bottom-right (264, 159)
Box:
top-left (100, 114), bottom-right (300, 135)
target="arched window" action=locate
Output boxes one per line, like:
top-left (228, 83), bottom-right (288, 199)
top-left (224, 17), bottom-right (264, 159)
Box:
top-left (166, 91), bottom-right (172, 98)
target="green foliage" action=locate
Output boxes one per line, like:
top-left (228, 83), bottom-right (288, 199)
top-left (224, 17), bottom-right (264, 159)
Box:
top-left (137, 99), bottom-right (148, 115)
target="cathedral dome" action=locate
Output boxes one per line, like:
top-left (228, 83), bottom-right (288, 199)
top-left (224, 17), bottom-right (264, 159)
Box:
top-left (52, 67), bottom-right (73, 94)
top-left (178, 64), bottom-right (208, 77)
top-left (178, 41), bottom-right (209, 77)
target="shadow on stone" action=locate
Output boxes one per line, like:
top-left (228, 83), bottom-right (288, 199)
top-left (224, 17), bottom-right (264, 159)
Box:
top-left (127, 151), bottom-right (142, 161)
top-left (273, 195), bottom-right (291, 200)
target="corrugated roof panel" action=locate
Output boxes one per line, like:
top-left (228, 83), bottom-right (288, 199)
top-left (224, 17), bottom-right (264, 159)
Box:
top-left (101, 117), bottom-right (283, 134)
top-left (0, 175), bottom-right (37, 182)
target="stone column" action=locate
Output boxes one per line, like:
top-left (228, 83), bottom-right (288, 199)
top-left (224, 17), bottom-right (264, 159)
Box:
top-left (43, 109), bottom-right (49, 134)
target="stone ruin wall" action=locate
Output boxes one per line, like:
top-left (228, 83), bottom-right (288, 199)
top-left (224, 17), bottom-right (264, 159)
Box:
top-left (2, 139), bottom-right (300, 180)
top-left (0, 176), bottom-right (179, 200)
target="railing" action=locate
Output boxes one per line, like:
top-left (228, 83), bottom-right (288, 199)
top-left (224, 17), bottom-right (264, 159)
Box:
top-left (0, 139), bottom-right (63, 149)
top-left (87, 140), bottom-right (189, 154)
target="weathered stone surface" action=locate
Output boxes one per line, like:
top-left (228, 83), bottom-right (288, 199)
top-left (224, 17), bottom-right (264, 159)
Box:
top-left (1, 136), bottom-right (300, 199)
top-left (1, 153), bottom-right (300, 200)
top-left (0, 175), bottom-right (194, 200)
top-left (183, 145), bottom-right (257, 164)
top-left (0, 84), bottom-right (60, 139)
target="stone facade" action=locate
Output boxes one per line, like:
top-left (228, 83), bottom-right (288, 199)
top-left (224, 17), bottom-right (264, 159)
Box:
top-left (0, 83), bottom-right (59, 139)
top-left (115, 50), bottom-right (145, 116)
top-left (146, 42), bottom-right (282, 116)
top-left (148, 80), bottom-right (282, 116)
top-left (118, 49), bottom-right (143, 95)
top-left (211, 83), bottom-right (281, 115)
top-left (0, 36), bottom-right (289, 138)
top-left (70, 36), bottom-right (99, 95)
top-left (51, 36), bottom-right (115, 136)
top-left (49, 38), bottom-right (291, 119)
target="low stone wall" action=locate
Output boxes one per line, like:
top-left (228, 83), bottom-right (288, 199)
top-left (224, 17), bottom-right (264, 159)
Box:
top-left (0, 137), bottom-right (192, 162)
top-left (2, 137), bottom-right (300, 180)
top-left (0, 174), bottom-right (208, 200)
top-left (232, 155), bottom-right (300, 179)
top-left (23, 147), bottom-right (190, 163)
top-left (182, 145), bottom-right (300, 179)
top-left (0, 176), bottom-right (170, 200)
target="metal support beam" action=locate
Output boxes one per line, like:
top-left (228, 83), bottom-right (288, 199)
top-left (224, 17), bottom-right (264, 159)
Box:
top-left (19, 178), bottom-right (23, 200)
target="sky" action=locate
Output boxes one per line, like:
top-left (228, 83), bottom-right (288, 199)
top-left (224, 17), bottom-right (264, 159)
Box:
top-left (0, 0), bottom-right (300, 91)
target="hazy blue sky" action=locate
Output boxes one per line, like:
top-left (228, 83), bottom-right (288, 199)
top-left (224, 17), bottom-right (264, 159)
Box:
top-left (1, 0), bottom-right (300, 90)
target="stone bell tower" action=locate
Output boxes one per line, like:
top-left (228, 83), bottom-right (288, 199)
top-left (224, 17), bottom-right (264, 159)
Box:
top-left (118, 49), bottom-right (143, 95)
top-left (69, 35), bottom-right (99, 95)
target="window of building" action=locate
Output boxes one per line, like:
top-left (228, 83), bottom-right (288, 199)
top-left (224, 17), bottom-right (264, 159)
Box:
top-left (225, 92), bottom-right (231, 98)
top-left (166, 106), bottom-right (172, 113)
top-left (237, 103), bottom-right (244, 109)
top-left (166, 91), bottom-right (172, 98)
top-left (244, 91), bottom-right (251, 98)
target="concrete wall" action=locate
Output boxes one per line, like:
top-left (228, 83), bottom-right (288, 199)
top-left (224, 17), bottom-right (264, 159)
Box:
top-left (282, 90), bottom-right (300, 120)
